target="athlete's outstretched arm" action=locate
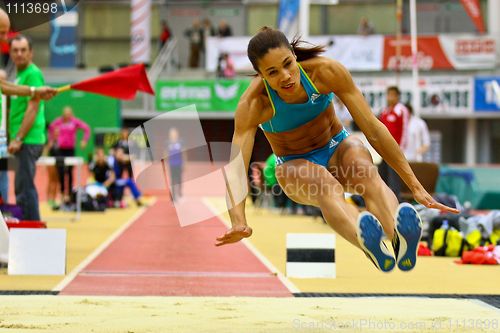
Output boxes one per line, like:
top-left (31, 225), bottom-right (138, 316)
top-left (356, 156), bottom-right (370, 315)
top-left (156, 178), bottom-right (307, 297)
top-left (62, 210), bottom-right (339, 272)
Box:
top-left (322, 59), bottom-right (458, 214)
top-left (215, 98), bottom-right (258, 246)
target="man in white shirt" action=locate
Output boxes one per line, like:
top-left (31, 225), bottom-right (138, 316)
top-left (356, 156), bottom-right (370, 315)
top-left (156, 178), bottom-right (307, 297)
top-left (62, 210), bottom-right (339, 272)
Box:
top-left (404, 104), bottom-right (431, 162)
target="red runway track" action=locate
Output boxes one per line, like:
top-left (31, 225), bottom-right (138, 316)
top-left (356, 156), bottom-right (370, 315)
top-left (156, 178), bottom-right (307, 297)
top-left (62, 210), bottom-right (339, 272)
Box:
top-left (61, 197), bottom-right (291, 297)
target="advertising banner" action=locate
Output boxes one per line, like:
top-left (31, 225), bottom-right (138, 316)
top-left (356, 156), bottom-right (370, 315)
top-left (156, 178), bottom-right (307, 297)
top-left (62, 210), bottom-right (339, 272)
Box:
top-left (438, 35), bottom-right (495, 70)
top-left (156, 79), bottom-right (251, 112)
top-left (460, 0), bottom-right (486, 33)
top-left (474, 77), bottom-right (500, 112)
top-left (206, 34), bottom-right (495, 72)
top-left (278, 0), bottom-right (300, 39)
top-left (310, 35), bottom-right (384, 71)
top-left (156, 77), bottom-right (473, 115)
top-left (206, 35), bottom-right (383, 72)
top-left (50, 10), bottom-right (78, 68)
top-left (354, 76), bottom-right (473, 115)
top-left (206, 37), bottom-right (252, 72)
top-left (383, 35), bottom-right (495, 70)
top-left (131, 0), bottom-right (151, 64)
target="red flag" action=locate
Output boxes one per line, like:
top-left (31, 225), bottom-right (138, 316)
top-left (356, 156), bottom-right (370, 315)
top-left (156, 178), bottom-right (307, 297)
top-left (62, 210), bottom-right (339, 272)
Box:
top-left (460, 0), bottom-right (485, 34)
top-left (60, 64), bottom-right (154, 100)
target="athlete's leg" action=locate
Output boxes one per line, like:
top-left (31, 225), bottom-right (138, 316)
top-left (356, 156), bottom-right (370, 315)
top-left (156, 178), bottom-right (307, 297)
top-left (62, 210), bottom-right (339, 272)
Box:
top-left (275, 159), bottom-right (361, 248)
top-left (277, 158), bottom-right (396, 271)
top-left (329, 136), bottom-right (399, 239)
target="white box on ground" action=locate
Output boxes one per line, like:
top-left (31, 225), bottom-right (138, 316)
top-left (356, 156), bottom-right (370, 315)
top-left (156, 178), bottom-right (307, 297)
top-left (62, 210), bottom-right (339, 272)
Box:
top-left (8, 229), bottom-right (67, 275)
top-left (286, 233), bottom-right (336, 278)
top-left (0, 211), bottom-right (8, 263)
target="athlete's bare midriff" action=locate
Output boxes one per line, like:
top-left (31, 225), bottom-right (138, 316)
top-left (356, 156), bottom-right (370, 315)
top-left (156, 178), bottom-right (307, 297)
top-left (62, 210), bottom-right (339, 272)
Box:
top-left (263, 104), bottom-right (343, 156)
top-left (245, 59), bottom-right (345, 157)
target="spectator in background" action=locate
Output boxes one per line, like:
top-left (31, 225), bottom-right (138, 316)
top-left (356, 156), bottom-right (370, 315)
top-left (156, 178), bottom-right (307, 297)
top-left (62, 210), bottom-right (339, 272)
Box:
top-left (45, 126), bottom-right (60, 209)
top-left (108, 147), bottom-right (143, 207)
top-left (217, 52), bottom-right (235, 79)
top-left (358, 17), bottom-right (375, 36)
top-left (89, 147), bottom-right (115, 199)
top-left (159, 20), bottom-right (172, 50)
top-left (202, 18), bottom-right (216, 39)
top-left (49, 106), bottom-right (90, 204)
top-left (111, 127), bottom-right (133, 178)
top-left (217, 20), bottom-right (233, 37)
top-left (378, 86), bottom-right (409, 202)
top-left (185, 20), bottom-right (203, 68)
top-left (404, 103), bottom-right (431, 162)
top-left (166, 127), bottom-right (185, 202)
top-left (201, 18), bottom-right (216, 69)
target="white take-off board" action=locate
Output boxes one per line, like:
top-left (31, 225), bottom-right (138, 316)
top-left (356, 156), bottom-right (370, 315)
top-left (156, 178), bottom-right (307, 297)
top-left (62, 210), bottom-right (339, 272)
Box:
top-left (8, 229), bottom-right (67, 275)
top-left (286, 233), bottom-right (336, 278)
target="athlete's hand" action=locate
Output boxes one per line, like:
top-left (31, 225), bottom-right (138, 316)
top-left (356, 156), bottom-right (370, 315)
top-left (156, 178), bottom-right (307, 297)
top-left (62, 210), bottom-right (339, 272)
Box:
top-left (215, 225), bottom-right (253, 246)
top-left (413, 187), bottom-right (460, 214)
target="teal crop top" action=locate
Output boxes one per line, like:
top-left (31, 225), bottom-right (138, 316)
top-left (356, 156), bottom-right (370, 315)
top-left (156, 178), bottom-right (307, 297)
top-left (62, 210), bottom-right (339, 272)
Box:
top-left (260, 63), bottom-right (333, 133)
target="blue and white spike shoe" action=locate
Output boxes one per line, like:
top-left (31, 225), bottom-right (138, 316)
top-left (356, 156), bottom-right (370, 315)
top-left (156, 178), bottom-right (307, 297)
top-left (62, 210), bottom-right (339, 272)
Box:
top-left (356, 212), bottom-right (396, 272)
top-left (392, 203), bottom-right (423, 272)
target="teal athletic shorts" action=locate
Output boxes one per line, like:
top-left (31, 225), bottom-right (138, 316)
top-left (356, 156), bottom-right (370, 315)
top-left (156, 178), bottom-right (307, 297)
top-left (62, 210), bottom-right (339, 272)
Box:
top-left (275, 128), bottom-right (350, 167)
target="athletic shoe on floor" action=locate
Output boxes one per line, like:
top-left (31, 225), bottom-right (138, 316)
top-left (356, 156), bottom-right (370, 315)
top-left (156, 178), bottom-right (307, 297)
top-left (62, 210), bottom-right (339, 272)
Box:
top-left (356, 211), bottom-right (396, 272)
top-left (392, 203), bottom-right (423, 272)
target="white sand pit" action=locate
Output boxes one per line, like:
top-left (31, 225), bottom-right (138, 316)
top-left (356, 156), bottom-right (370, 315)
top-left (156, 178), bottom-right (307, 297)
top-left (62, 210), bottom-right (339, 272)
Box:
top-left (0, 296), bottom-right (498, 333)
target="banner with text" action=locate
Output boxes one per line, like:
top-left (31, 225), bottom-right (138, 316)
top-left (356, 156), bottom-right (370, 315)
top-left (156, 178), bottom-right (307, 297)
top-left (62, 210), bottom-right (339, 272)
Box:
top-left (309, 35), bottom-right (383, 71)
top-left (156, 79), bottom-right (251, 112)
top-left (206, 35), bottom-right (383, 72)
top-left (50, 9), bottom-right (78, 68)
top-left (474, 77), bottom-right (500, 112)
top-left (354, 76), bottom-right (473, 115)
top-left (206, 34), bottom-right (495, 72)
top-left (383, 35), bottom-right (495, 70)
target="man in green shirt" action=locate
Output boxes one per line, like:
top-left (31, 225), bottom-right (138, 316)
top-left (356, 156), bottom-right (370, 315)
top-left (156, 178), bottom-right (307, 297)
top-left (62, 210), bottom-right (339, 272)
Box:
top-left (7, 35), bottom-right (49, 220)
top-left (0, 10), bottom-right (56, 220)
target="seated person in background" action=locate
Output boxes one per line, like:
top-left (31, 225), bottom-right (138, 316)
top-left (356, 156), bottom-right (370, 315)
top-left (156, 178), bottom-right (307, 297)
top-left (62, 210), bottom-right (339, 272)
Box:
top-left (110, 128), bottom-right (133, 178)
top-left (108, 147), bottom-right (143, 207)
top-left (217, 53), bottom-right (235, 79)
top-left (89, 147), bottom-right (115, 199)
